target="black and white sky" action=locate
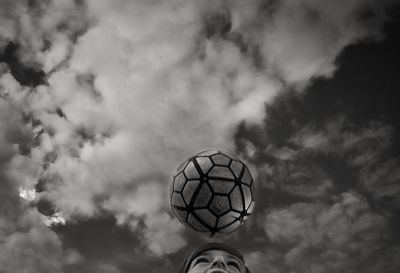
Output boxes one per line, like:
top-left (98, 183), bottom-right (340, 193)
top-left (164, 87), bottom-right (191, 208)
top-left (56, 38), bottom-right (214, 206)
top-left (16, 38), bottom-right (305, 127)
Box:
top-left (1, 0), bottom-right (400, 272)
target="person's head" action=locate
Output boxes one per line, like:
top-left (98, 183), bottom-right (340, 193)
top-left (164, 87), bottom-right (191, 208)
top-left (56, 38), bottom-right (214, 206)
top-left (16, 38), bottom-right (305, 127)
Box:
top-left (179, 243), bottom-right (250, 273)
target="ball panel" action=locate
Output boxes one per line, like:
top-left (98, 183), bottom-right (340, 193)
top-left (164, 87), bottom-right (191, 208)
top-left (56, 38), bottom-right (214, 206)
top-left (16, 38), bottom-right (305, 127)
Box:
top-left (242, 184), bottom-right (252, 210)
top-left (219, 220), bottom-right (241, 234)
top-left (229, 186), bottom-right (244, 212)
top-left (195, 208), bottom-right (217, 228)
top-left (209, 179), bottom-right (235, 194)
top-left (188, 213), bottom-right (209, 232)
top-left (210, 153), bottom-right (230, 166)
top-left (250, 183), bottom-right (255, 202)
top-left (182, 180), bottom-right (200, 205)
top-left (173, 172), bottom-right (186, 192)
top-left (210, 232), bottom-right (225, 238)
top-left (175, 160), bottom-right (189, 175)
top-left (197, 150), bottom-right (219, 156)
top-left (208, 166), bottom-right (235, 180)
top-left (247, 200), bottom-right (255, 214)
top-left (184, 161), bottom-right (200, 179)
top-left (172, 207), bottom-right (188, 223)
top-left (217, 211), bottom-right (241, 228)
top-left (209, 195), bottom-right (230, 216)
top-left (171, 192), bottom-right (186, 207)
top-left (193, 183), bottom-right (212, 208)
top-left (229, 160), bottom-right (243, 179)
top-left (241, 167), bottom-right (252, 185)
top-left (195, 156), bottom-right (213, 174)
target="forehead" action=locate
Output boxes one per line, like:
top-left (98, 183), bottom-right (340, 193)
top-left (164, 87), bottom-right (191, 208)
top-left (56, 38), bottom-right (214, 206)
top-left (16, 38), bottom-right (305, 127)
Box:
top-left (199, 250), bottom-right (241, 262)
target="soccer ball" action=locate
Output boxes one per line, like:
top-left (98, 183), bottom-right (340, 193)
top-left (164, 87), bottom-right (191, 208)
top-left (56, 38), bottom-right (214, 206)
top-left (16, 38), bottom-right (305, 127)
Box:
top-left (170, 150), bottom-right (255, 237)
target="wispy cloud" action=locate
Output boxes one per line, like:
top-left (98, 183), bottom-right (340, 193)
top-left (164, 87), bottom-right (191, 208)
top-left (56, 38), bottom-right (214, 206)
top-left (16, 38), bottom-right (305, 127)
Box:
top-left (247, 193), bottom-right (389, 273)
top-left (244, 113), bottom-right (400, 272)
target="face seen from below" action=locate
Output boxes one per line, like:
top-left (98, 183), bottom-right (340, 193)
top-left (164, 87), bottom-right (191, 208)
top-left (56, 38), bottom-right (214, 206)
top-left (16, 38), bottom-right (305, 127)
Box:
top-left (187, 250), bottom-right (246, 273)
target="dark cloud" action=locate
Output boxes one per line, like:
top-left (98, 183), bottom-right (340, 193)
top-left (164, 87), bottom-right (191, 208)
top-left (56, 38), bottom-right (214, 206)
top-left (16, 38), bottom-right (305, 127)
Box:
top-left (0, 42), bottom-right (46, 87)
top-left (236, 8), bottom-right (400, 272)
top-left (1, 0), bottom-right (400, 273)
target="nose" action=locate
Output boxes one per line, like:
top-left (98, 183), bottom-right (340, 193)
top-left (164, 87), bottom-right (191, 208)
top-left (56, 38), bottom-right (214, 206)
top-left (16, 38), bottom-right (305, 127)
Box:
top-left (210, 257), bottom-right (227, 269)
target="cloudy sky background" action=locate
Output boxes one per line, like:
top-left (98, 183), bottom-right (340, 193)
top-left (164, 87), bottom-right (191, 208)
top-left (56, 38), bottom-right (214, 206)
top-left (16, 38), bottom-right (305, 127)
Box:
top-left (0, 0), bottom-right (400, 272)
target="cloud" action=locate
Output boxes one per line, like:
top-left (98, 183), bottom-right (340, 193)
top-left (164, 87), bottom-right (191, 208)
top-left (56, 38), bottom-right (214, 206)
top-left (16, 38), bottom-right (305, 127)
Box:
top-left (3, 0), bottom-right (280, 255)
top-left (243, 112), bottom-right (400, 272)
top-left (1, 0), bottom-right (397, 263)
top-left (256, 192), bottom-right (389, 273)
top-left (0, 0), bottom-right (89, 71)
top-left (0, 210), bottom-right (82, 273)
top-left (142, 212), bottom-right (187, 256)
top-left (291, 116), bottom-right (394, 154)
top-left (103, 182), bottom-right (186, 255)
top-left (244, 251), bottom-right (280, 273)
top-left (97, 263), bottom-right (121, 273)
top-left (0, 91), bottom-right (80, 272)
top-left (291, 117), bottom-right (400, 208)
top-left (228, 0), bottom-right (393, 84)
top-left (255, 115), bottom-right (400, 210)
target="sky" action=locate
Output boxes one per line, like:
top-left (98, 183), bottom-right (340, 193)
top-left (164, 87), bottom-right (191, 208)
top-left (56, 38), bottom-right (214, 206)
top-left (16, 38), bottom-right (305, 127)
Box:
top-left (0, 0), bottom-right (400, 273)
